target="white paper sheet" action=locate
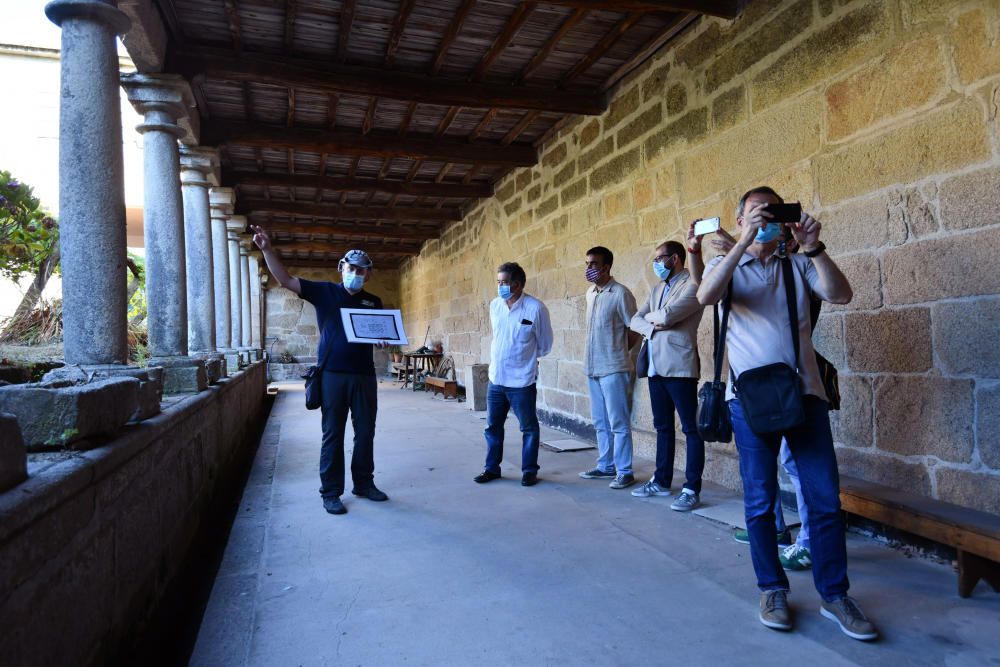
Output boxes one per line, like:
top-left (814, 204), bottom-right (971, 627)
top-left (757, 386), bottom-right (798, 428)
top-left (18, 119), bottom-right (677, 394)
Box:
top-left (340, 308), bottom-right (409, 345)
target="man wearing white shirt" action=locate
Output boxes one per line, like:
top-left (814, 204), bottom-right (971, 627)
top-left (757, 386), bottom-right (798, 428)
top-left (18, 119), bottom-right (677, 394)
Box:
top-left (475, 262), bottom-right (554, 487)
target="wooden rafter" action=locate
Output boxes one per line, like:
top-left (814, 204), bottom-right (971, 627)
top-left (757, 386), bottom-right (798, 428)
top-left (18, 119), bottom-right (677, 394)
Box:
top-left (280, 256), bottom-right (415, 268)
top-left (560, 12), bottom-right (643, 84)
top-left (337, 0), bottom-right (357, 63)
top-left (284, 0), bottom-right (296, 53)
top-left (261, 221), bottom-right (439, 242)
top-left (224, 170), bottom-right (493, 197)
top-left (472, 2), bottom-right (536, 81)
top-left (222, 0), bottom-right (242, 51)
top-left (602, 11), bottom-right (697, 91)
top-left (537, 0), bottom-right (740, 19)
top-left (430, 0), bottom-right (477, 75)
top-left (169, 48), bottom-right (606, 115)
top-left (327, 93), bottom-right (338, 128)
top-left (384, 0), bottom-right (416, 67)
top-left (518, 8), bottom-right (587, 83)
top-left (202, 121), bottom-right (537, 166)
top-left (239, 199), bottom-right (462, 222)
top-left (363, 97), bottom-right (377, 135)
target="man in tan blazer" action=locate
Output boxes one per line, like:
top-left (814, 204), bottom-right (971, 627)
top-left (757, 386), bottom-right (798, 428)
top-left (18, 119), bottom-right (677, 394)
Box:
top-left (629, 238), bottom-right (707, 511)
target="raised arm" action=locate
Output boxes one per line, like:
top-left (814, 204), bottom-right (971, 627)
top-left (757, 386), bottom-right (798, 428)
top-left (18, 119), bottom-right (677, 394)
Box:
top-left (790, 213), bottom-right (852, 305)
top-left (697, 203), bottom-right (765, 305)
top-left (252, 225), bottom-right (301, 295)
top-left (687, 220), bottom-right (705, 284)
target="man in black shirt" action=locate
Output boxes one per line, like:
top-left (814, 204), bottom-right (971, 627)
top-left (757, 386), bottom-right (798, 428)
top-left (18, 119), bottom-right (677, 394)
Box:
top-left (253, 225), bottom-right (389, 515)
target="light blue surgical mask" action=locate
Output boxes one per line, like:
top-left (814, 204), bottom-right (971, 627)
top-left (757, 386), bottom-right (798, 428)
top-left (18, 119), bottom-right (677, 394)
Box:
top-left (343, 271), bottom-right (364, 291)
top-left (498, 284), bottom-right (512, 300)
top-left (653, 260), bottom-right (670, 281)
top-left (755, 223), bottom-right (782, 244)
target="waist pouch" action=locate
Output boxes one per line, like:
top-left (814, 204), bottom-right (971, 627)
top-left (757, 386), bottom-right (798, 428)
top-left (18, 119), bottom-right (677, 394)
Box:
top-left (734, 362), bottom-right (804, 435)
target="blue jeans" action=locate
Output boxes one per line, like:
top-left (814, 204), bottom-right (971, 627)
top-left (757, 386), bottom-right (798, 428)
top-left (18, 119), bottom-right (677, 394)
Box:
top-left (484, 382), bottom-right (540, 474)
top-left (647, 376), bottom-right (704, 493)
top-left (588, 372), bottom-right (634, 475)
top-left (774, 441), bottom-right (810, 550)
top-left (730, 396), bottom-right (847, 601)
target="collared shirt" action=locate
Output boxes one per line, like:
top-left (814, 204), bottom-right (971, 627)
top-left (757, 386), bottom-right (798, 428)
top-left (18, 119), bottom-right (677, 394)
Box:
top-left (489, 292), bottom-right (553, 388)
top-left (704, 252), bottom-right (827, 401)
top-left (648, 271), bottom-right (680, 377)
top-left (299, 279), bottom-right (382, 376)
top-left (585, 278), bottom-right (638, 377)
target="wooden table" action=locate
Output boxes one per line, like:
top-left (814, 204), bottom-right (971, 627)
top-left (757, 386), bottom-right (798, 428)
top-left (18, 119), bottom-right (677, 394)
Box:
top-left (401, 352), bottom-right (441, 390)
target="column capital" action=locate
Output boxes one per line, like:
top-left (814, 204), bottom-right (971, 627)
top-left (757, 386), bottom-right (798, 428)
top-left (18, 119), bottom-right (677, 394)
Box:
top-left (121, 73), bottom-right (199, 143)
top-left (226, 215), bottom-right (248, 236)
top-left (209, 187), bottom-right (235, 217)
top-left (180, 146), bottom-right (220, 187)
top-left (46, 0), bottom-right (131, 33)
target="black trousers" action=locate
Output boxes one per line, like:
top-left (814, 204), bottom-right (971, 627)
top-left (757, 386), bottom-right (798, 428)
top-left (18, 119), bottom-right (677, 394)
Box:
top-left (319, 372), bottom-right (377, 498)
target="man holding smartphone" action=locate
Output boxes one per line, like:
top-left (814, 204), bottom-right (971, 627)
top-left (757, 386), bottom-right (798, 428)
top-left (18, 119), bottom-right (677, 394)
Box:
top-left (696, 187), bottom-right (877, 641)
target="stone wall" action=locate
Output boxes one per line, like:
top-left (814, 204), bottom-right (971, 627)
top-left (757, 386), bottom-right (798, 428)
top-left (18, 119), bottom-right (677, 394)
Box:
top-left (398, 0), bottom-right (1000, 513)
top-left (0, 362), bottom-right (269, 666)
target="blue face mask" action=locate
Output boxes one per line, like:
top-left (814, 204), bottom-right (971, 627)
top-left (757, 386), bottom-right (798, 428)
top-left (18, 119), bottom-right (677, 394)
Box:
top-left (343, 271), bottom-right (364, 291)
top-left (498, 284), bottom-right (512, 300)
top-left (755, 223), bottom-right (782, 244)
top-left (652, 260), bottom-right (671, 281)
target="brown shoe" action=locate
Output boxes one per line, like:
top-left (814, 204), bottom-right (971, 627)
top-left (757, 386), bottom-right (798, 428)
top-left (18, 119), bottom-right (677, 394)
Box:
top-left (759, 590), bottom-right (792, 631)
top-left (820, 596), bottom-right (878, 641)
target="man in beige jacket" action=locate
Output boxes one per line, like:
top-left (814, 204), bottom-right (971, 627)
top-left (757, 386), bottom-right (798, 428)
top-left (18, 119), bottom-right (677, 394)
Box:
top-left (629, 238), bottom-right (707, 511)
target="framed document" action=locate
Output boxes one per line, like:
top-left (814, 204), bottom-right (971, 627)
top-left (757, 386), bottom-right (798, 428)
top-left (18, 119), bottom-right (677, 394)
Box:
top-left (340, 308), bottom-right (409, 345)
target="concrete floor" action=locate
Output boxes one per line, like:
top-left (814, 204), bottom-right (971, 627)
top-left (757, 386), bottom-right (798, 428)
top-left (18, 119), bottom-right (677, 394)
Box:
top-left (191, 381), bottom-right (1000, 667)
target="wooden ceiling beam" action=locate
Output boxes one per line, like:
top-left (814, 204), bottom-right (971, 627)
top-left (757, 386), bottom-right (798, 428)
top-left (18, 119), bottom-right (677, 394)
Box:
top-left (518, 7), bottom-right (586, 83)
top-left (430, 0), bottom-right (477, 75)
top-left (337, 0), bottom-right (357, 63)
top-left (202, 120), bottom-right (537, 166)
top-left (222, 0), bottom-right (242, 51)
top-left (560, 12), bottom-right (643, 84)
top-left (237, 199), bottom-right (462, 222)
top-left (261, 222), bottom-right (438, 242)
top-left (472, 2), bottom-right (536, 81)
top-left (602, 11), bottom-right (698, 91)
top-left (169, 48), bottom-right (606, 114)
top-left (275, 242), bottom-right (419, 255)
top-left (223, 170), bottom-right (493, 197)
top-left (537, 0), bottom-right (740, 19)
top-left (280, 256), bottom-right (414, 269)
top-left (384, 0), bottom-right (416, 67)
top-left (284, 0), bottom-right (297, 53)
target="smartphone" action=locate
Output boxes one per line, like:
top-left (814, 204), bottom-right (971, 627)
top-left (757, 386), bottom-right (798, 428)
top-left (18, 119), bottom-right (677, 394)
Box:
top-left (694, 217), bottom-right (721, 236)
top-left (763, 203), bottom-right (802, 223)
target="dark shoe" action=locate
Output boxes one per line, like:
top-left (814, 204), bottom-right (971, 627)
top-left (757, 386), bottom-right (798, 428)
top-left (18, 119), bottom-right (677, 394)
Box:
top-left (521, 472), bottom-right (538, 486)
top-left (579, 467), bottom-right (616, 479)
top-left (323, 497), bottom-right (347, 515)
top-left (352, 485), bottom-right (389, 501)
top-left (474, 470), bottom-right (502, 484)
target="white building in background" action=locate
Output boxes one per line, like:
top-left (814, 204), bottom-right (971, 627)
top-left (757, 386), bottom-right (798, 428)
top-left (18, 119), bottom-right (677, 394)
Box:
top-left (0, 1), bottom-right (146, 319)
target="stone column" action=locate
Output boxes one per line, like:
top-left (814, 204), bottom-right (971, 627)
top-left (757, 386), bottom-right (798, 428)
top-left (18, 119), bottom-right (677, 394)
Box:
top-left (227, 216), bottom-right (247, 366)
top-left (209, 188), bottom-right (233, 357)
top-left (45, 0), bottom-right (131, 366)
top-left (122, 73), bottom-right (206, 393)
top-left (239, 242), bottom-right (252, 349)
top-left (180, 147), bottom-right (225, 383)
top-left (249, 254), bottom-right (264, 351)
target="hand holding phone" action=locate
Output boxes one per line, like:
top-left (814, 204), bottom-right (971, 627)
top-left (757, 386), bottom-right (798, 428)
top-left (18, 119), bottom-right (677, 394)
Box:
top-left (693, 217), bottom-right (721, 237)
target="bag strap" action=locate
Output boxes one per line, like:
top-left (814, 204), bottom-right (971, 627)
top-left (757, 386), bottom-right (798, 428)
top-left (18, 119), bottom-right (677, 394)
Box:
top-left (781, 257), bottom-right (801, 371)
top-left (712, 279), bottom-right (734, 383)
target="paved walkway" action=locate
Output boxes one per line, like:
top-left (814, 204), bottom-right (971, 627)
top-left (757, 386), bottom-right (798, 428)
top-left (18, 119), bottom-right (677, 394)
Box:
top-left (191, 382), bottom-right (1000, 666)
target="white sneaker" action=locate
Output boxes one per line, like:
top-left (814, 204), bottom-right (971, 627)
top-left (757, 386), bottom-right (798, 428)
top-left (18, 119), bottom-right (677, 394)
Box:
top-left (631, 479), bottom-right (671, 497)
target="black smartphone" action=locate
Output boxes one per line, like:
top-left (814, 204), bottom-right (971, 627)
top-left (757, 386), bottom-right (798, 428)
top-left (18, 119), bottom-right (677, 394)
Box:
top-left (763, 203), bottom-right (802, 223)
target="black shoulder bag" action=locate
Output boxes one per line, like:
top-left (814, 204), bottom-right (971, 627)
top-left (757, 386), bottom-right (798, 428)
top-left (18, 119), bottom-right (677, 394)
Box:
top-left (303, 336), bottom-right (334, 411)
top-left (697, 280), bottom-right (733, 443)
top-left (811, 298), bottom-right (841, 411)
top-left (732, 257), bottom-right (806, 435)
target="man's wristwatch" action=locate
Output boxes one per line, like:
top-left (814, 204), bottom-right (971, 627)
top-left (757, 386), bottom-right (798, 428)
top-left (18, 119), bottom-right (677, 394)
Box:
top-left (803, 242), bottom-right (826, 258)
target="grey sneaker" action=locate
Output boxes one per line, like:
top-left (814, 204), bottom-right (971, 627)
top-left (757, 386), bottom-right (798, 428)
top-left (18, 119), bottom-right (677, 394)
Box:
top-left (670, 489), bottom-right (700, 511)
top-left (759, 590), bottom-right (792, 631)
top-left (609, 473), bottom-right (636, 489)
top-left (820, 596), bottom-right (878, 641)
top-left (631, 479), bottom-right (671, 497)
top-left (579, 467), bottom-right (616, 479)
top-left (323, 497), bottom-right (347, 515)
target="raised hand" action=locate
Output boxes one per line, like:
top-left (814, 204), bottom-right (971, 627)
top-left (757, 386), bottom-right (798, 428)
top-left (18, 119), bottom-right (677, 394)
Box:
top-left (738, 201), bottom-right (772, 248)
top-left (687, 220), bottom-right (703, 252)
top-left (789, 210), bottom-right (822, 250)
top-left (251, 224), bottom-right (271, 251)
top-left (709, 226), bottom-right (737, 256)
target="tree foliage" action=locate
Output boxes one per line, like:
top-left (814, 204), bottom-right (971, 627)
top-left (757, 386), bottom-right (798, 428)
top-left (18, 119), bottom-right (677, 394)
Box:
top-left (0, 170), bottom-right (59, 282)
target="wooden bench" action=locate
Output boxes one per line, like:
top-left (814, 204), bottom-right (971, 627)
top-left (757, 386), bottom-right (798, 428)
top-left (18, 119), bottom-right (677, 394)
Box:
top-left (839, 475), bottom-right (1000, 597)
top-left (424, 375), bottom-right (458, 398)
